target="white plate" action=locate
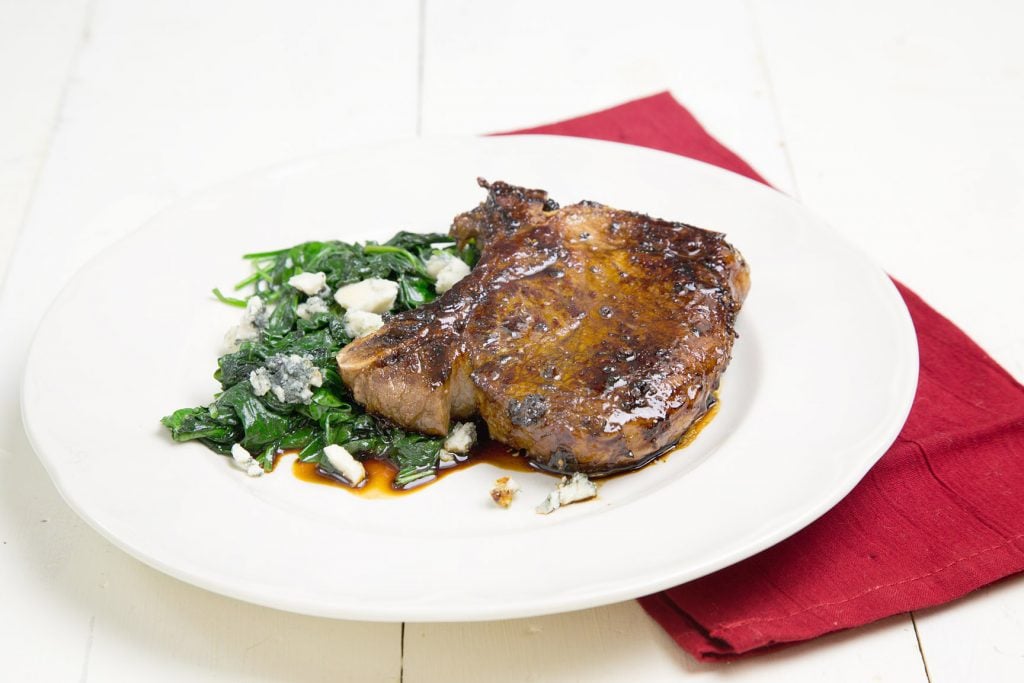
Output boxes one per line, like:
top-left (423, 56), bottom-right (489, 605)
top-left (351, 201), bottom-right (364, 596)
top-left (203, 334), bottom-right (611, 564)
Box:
top-left (22, 136), bottom-right (917, 621)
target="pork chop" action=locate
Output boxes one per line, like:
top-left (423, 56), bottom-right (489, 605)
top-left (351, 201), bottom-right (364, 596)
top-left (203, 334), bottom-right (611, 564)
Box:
top-left (336, 180), bottom-right (750, 475)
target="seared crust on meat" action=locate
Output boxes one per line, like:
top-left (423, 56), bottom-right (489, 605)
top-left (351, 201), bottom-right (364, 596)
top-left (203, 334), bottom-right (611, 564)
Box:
top-left (337, 179), bottom-right (749, 475)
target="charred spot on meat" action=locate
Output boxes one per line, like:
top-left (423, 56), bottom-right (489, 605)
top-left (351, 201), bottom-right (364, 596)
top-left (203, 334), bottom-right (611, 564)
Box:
top-left (336, 179), bottom-right (750, 476)
top-left (508, 394), bottom-right (549, 427)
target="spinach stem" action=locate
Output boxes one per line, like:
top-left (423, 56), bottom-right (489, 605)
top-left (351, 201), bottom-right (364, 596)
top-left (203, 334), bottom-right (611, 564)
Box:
top-left (242, 247), bottom-right (290, 259)
top-left (233, 261), bottom-right (275, 290)
top-left (212, 288), bottom-right (247, 307)
top-left (363, 244), bottom-right (421, 269)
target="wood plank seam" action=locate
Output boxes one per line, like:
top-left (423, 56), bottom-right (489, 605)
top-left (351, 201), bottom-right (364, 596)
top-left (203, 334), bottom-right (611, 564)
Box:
top-left (416, 0), bottom-right (427, 136)
top-left (78, 615), bottom-right (96, 683)
top-left (910, 613), bottom-right (934, 683)
top-left (743, 0), bottom-right (801, 199)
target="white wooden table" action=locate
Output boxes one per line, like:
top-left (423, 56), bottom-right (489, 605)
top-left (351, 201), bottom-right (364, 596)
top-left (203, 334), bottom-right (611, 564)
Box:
top-left (2, 1), bottom-right (1022, 680)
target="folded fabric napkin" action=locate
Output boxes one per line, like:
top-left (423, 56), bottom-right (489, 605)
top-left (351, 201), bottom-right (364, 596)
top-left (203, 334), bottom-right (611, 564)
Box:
top-left (505, 92), bottom-right (1024, 660)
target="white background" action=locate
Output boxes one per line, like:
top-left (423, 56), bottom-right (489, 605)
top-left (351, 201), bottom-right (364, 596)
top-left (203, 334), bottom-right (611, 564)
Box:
top-left (1, 0), bottom-right (1022, 681)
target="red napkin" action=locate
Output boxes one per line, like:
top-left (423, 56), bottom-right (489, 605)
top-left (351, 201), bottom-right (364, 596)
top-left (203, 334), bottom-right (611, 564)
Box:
top-left (505, 92), bottom-right (1024, 660)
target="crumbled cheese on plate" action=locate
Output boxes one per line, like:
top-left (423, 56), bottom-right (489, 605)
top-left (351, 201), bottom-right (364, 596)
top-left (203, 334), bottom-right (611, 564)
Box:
top-left (536, 472), bottom-right (598, 514)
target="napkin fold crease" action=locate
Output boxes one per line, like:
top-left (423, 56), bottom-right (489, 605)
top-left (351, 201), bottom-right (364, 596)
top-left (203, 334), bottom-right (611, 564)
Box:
top-left (505, 92), bottom-right (1024, 660)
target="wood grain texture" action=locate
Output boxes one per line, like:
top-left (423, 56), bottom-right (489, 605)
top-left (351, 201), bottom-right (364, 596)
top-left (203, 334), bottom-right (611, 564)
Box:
top-left (915, 579), bottom-right (1024, 683)
top-left (0, 0), bottom-right (91, 286)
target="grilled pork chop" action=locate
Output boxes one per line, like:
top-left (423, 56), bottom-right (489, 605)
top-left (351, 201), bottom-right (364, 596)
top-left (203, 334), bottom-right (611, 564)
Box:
top-left (337, 180), bottom-right (750, 475)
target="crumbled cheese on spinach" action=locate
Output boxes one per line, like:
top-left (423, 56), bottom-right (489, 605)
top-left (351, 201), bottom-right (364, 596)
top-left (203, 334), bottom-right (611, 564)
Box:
top-left (333, 278), bottom-right (399, 313)
top-left (425, 252), bottom-right (458, 278)
top-left (343, 310), bottom-right (384, 338)
top-left (264, 354), bottom-right (323, 404)
top-left (249, 367), bottom-right (271, 396)
top-left (222, 296), bottom-right (270, 353)
top-left (296, 295), bottom-right (329, 320)
top-left (288, 271), bottom-right (328, 296)
top-left (434, 258), bottom-right (471, 294)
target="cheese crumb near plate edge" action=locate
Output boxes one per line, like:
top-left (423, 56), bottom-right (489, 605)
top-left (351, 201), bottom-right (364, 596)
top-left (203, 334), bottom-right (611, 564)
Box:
top-left (230, 443), bottom-right (264, 477)
top-left (222, 296), bottom-right (269, 354)
top-left (535, 472), bottom-right (597, 514)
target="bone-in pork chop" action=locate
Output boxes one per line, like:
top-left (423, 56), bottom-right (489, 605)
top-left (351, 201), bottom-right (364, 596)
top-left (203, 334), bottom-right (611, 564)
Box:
top-left (336, 180), bottom-right (750, 475)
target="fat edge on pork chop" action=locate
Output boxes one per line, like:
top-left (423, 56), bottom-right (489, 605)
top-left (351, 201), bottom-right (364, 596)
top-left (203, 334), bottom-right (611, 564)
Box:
top-left (336, 180), bottom-right (750, 476)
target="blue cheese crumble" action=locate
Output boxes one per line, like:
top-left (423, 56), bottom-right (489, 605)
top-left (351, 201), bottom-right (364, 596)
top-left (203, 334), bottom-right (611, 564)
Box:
top-left (334, 278), bottom-right (398, 313)
top-left (439, 422), bottom-right (477, 469)
top-left (323, 444), bottom-right (366, 485)
top-left (296, 295), bottom-right (329, 320)
top-left (249, 367), bottom-right (272, 396)
top-left (222, 296), bottom-right (270, 353)
top-left (343, 310), bottom-right (384, 338)
top-left (438, 449), bottom-right (458, 469)
top-left (425, 252), bottom-right (457, 278)
top-left (263, 354), bottom-right (324, 404)
top-left (535, 472), bottom-right (598, 514)
top-left (444, 422), bottom-right (477, 454)
top-left (230, 443), bottom-right (264, 477)
top-left (426, 253), bottom-right (471, 294)
top-left (288, 271), bottom-right (328, 296)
